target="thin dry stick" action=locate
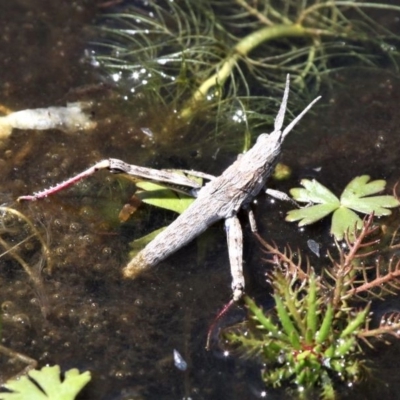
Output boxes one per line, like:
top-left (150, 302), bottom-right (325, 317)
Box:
top-left (0, 236), bottom-right (45, 292)
top-left (0, 345), bottom-right (37, 383)
top-left (0, 233), bottom-right (36, 259)
top-left (0, 206), bottom-right (52, 271)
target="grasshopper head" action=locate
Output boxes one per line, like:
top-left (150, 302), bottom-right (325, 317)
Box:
top-left (262, 75), bottom-right (320, 144)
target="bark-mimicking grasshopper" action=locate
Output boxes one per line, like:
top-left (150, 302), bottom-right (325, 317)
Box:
top-left (19, 75), bottom-right (320, 301)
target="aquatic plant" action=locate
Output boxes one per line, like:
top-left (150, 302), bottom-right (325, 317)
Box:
top-left (221, 215), bottom-right (400, 398)
top-left (0, 365), bottom-right (91, 400)
top-left (116, 178), bottom-right (199, 255)
top-left (124, 173), bottom-right (399, 256)
top-left (92, 0), bottom-right (400, 144)
top-left (0, 212), bottom-right (89, 398)
top-left (0, 206), bottom-right (51, 317)
top-left (286, 175), bottom-right (400, 240)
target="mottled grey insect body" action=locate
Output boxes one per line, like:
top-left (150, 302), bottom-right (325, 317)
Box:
top-left (123, 76), bottom-right (320, 301)
top-left (19, 75), bottom-right (320, 302)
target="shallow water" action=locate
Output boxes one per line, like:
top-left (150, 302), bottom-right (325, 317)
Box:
top-left (1, 1), bottom-right (400, 399)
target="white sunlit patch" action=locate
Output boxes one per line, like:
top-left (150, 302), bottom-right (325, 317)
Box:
top-left (232, 109), bottom-right (247, 123)
top-left (173, 349), bottom-right (188, 371)
top-left (131, 71), bottom-right (140, 80)
top-left (125, 29), bottom-right (138, 35)
top-left (85, 50), bottom-right (100, 67)
top-left (141, 128), bottom-right (154, 138)
top-left (111, 72), bottom-right (122, 82)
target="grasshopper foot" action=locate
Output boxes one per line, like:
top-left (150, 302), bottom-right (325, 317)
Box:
top-left (232, 284), bottom-right (244, 302)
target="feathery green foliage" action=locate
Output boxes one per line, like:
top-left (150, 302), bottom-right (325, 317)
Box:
top-left (221, 216), bottom-right (400, 399)
top-left (91, 0), bottom-right (400, 144)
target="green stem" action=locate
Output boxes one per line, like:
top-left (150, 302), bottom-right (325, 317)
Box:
top-left (298, 1), bottom-right (400, 25)
top-left (179, 23), bottom-right (311, 120)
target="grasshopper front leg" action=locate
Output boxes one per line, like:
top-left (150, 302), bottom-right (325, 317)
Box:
top-left (18, 158), bottom-right (204, 201)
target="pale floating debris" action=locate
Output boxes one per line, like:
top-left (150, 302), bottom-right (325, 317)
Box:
top-left (140, 127), bottom-right (154, 138)
top-left (173, 349), bottom-right (187, 371)
top-left (0, 102), bottom-right (97, 139)
top-left (307, 239), bottom-right (320, 257)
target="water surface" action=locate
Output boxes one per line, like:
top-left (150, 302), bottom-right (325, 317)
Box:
top-left (1, 1), bottom-right (400, 399)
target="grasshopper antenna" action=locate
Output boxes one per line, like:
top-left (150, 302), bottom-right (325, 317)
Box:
top-left (274, 74), bottom-right (290, 133)
top-left (273, 74), bottom-right (320, 141)
top-left (282, 95), bottom-right (321, 139)
top-left (280, 74), bottom-right (321, 140)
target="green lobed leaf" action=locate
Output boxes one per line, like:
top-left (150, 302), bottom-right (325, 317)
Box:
top-left (290, 179), bottom-right (340, 204)
top-left (330, 207), bottom-right (363, 241)
top-left (285, 203), bottom-right (338, 226)
top-left (1, 365), bottom-right (91, 400)
top-left (1, 376), bottom-right (46, 400)
top-left (340, 175), bottom-right (400, 215)
top-left (287, 175), bottom-right (400, 240)
top-left (340, 175), bottom-right (385, 198)
top-left (341, 195), bottom-right (400, 216)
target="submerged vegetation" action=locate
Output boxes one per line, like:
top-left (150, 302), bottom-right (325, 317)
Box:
top-left (92, 0), bottom-right (400, 146)
top-left (0, 206), bottom-right (51, 317)
top-left (0, 365), bottom-right (91, 400)
top-left (2, 0), bottom-right (400, 398)
top-left (222, 215), bottom-right (400, 398)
